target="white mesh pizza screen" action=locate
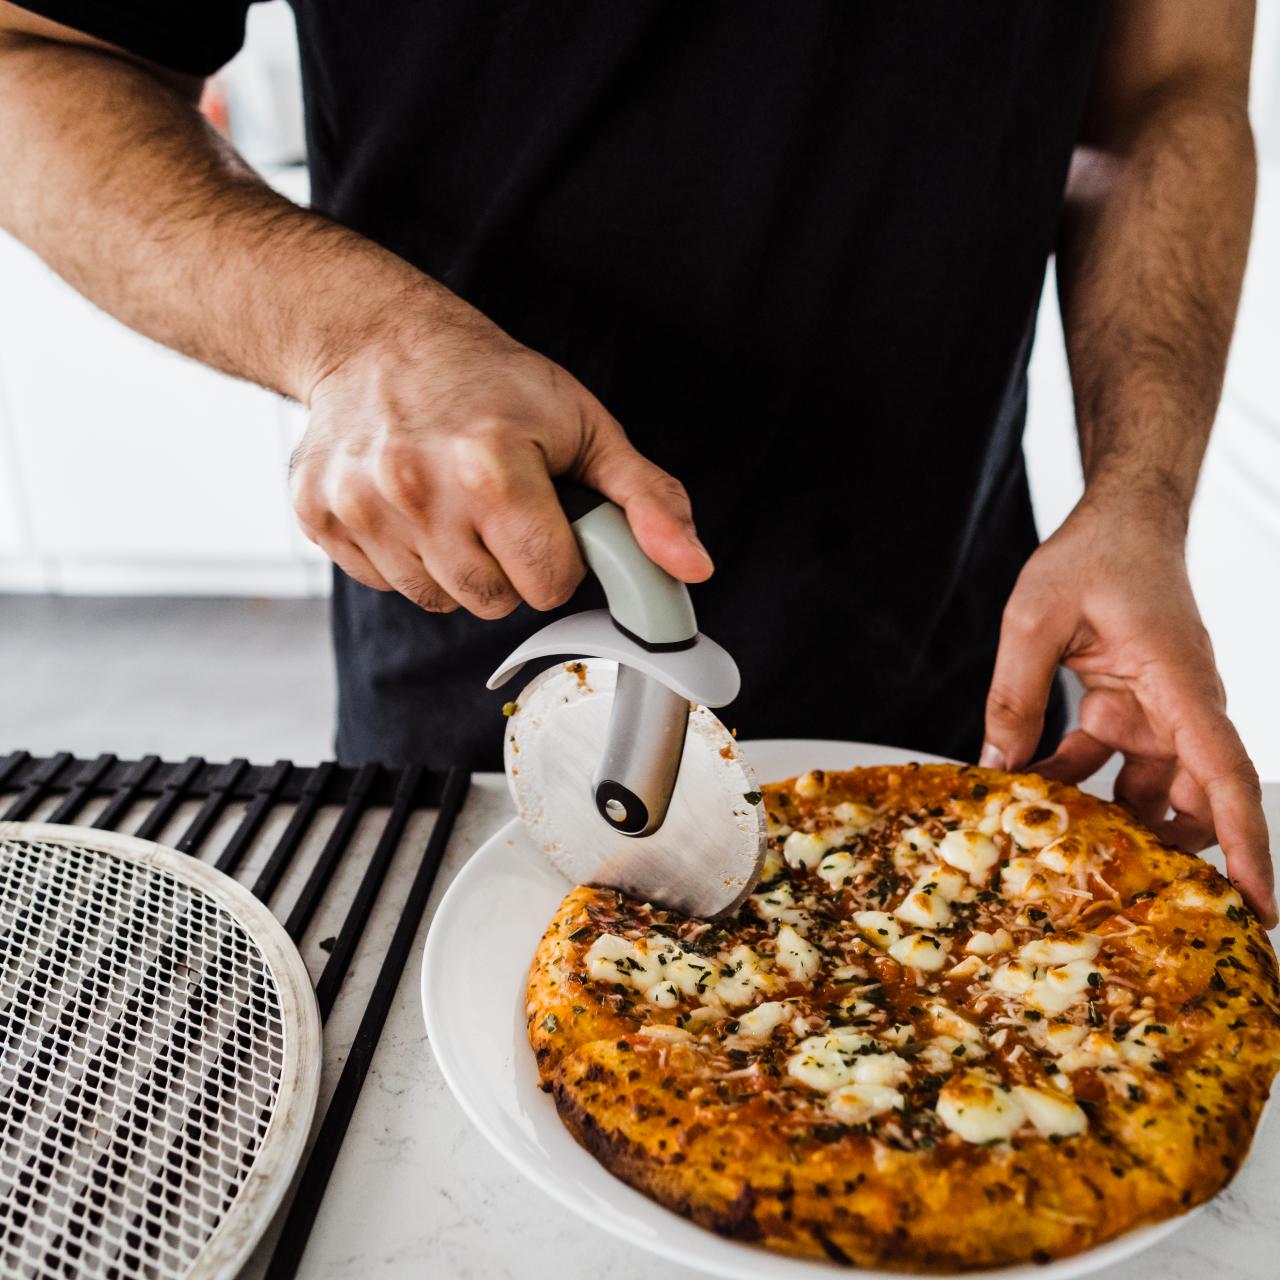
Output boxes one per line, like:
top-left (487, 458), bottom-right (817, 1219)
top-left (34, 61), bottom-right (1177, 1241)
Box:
top-left (0, 828), bottom-right (319, 1280)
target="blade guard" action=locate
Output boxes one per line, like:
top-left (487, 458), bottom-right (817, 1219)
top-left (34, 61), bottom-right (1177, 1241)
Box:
top-left (486, 610), bottom-right (740, 707)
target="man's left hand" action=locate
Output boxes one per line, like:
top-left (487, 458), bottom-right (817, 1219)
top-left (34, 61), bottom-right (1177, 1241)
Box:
top-left (980, 495), bottom-right (1277, 928)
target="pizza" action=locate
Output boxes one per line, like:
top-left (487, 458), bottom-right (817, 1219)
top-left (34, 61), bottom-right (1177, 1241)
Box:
top-left (526, 764), bottom-right (1280, 1271)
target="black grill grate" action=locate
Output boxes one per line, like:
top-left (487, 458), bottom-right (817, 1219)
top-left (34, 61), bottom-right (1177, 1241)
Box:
top-left (0, 749), bottom-right (470, 1279)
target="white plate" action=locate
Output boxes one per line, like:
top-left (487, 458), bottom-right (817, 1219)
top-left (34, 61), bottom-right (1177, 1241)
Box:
top-left (422, 739), bottom-right (1199, 1279)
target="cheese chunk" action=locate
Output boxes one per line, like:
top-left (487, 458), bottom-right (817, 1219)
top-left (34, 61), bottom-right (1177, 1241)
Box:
top-left (829, 799), bottom-right (876, 834)
top-left (1011, 1085), bottom-right (1087, 1137)
top-left (1019, 932), bottom-right (1101, 967)
top-left (990, 959), bottom-right (1038, 995)
top-left (637, 1023), bottom-right (692, 1044)
top-left (585, 934), bottom-right (634, 984)
top-left (647, 980), bottom-right (679, 1008)
top-left (735, 1000), bottom-right (789, 1041)
top-left (750, 881), bottom-right (795, 921)
top-left (852, 1050), bottom-right (911, 1087)
top-left (853, 910), bottom-right (902, 950)
top-left (828, 1082), bottom-right (904, 1124)
top-left (926, 1000), bottom-right (985, 1047)
top-left (888, 932), bottom-right (950, 971)
top-left (1166, 880), bottom-right (1245, 917)
top-left (894, 824), bottom-right (937, 868)
top-left (1031, 1019), bottom-right (1088, 1055)
top-left (895, 880), bottom-right (953, 929)
top-left (714, 944), bottom-right (772, 1007)
top-left (1002, 799), bottom-right (1069, 849)
top-left (787, 1031), bottom-right (874, 1092)
top-left (1036, 833), bottom-right (1091, 876)
top-left (937, 1071), bottom-right (1026, 1143)
top-left (775, 923), bottom-right (821, 982)
top-left (816, 851), bottom-right (859, 889)
top-left (1025, 959), bottom-right (1101, 1015)
top-left (966, 928), bottom-right (1013, 956)
top-left (666, 953), bottom-right (715, 999)
top-left (783, 830), bottom-right (829, 870)
top-left (759, 845), bottom-right (784, 883)
top-left (794, 769), bottom-right (827, 799)
top-left (938, 829), bottom-right (1000, 883)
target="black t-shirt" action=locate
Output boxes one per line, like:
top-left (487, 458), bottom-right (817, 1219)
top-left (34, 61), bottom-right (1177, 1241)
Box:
top-left (21, 1), bottom-right (1105, 769)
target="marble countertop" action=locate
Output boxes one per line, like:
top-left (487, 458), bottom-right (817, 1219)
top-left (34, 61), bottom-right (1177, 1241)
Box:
top-left (248, 772), bottom-right (1280, 1280)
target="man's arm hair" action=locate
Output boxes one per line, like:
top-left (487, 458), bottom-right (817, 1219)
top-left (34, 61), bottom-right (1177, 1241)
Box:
top-left (1059, 0), bottom-right (1256, 528)
top-left (0, 2), bottom-right (443, 402)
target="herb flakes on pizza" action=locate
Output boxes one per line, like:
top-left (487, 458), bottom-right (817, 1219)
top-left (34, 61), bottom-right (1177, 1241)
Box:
top-left (525, 764), bottom-right (1280, 1271)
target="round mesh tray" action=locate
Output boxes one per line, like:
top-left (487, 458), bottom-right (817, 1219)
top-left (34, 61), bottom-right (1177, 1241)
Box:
top-left (0, 823), bottom-right (320, 1280)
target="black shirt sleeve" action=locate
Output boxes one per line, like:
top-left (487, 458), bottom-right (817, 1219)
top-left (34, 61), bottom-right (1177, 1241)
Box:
top-left (7, 0), bottom-right (254, 76)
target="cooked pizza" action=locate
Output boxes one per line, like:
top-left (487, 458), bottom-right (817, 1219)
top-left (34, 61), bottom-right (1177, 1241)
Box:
top-left (526, 764), bottom-right (1280, 1271)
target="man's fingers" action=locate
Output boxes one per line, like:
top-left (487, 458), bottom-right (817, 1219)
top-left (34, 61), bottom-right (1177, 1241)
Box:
top-left (1166, 684), bottom-right (1276, 927)
top-left (1031, 729), bottom-right (1114, 784)
top-left (357, 540), bottom-right (460, 613)
top-left (474, 459), bottom-right (586, 611)
top-left (415, 533), bottom-right (521, 620)
top-left (1113, 754), bottom-right (1176, 829)
top-left (301, 526), bottom-right (395, 593)
top-left (981, 593), bottom-right (1073, 770)
top-left (579, 437), bottom-right (714, 584)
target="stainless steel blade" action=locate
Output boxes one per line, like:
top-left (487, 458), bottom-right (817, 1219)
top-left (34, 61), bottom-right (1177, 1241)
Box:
top-left (504, 659), bottom-right (767, 917)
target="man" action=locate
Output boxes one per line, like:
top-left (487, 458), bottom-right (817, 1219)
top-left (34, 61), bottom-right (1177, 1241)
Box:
top-left (0, 1), bottom-right (1273, 923)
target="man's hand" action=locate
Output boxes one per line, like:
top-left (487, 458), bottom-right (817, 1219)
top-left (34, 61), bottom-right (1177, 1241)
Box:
top-left (980, 496), bottom-right (1276, 927)
top-left (289, 295), bottom-right (713, 618)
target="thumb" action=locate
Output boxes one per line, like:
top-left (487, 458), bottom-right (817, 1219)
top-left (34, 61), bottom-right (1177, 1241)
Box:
top-left (577, 433), bottom-right (714, 583)
top-left (981, 596), bottom-right (1072, 771)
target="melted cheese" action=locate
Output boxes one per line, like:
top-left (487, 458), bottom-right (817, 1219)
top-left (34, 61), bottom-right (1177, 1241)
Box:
top-left (750, 881), bottom-right (795, 921)
top-left (990, 959), bottom-right (1038, 995)
top-left (816, 851), bottom-right (860, 889)
top-left (966, 928), bottom-right (1013, 956)
top-left (1002, 799), bottom-right (1069, 849)
top-left (1031, 1019), bottom-right (1088, 1055)
top-left (584, 934), bottom-right (634, 983)
top-left (1166, 880), bottom-right (1245, 916)
top-left (828, 1082), bottom-right (904, 1124)
top-left (714, 944), bottom-right (772, 1007)
top-left (853, 910), bottom-right (902, 950)
top-left (936, 1070), bottom-right (1026, 1143)
top-left (1024, 958), bottom-right (1100, 1014)
top-left (1019, 933), bottom-right (1101, 966)
top-left (1011, 1085), bottom-right (1086, 1136)
top-left (647, 980), bottom-right (679, 1008)
top-left (895, 881), bottom-right (953, 929)
top-left (775, 923), bottom-right (821, 982)
top-left (637, 1024), bottom-right (692, 1044)
top-left (783, 830), bottom-right (829, 870)
top-left (735, 1000), bottom-right (789, 1041)
top-left (894, 824), bottom-right (937, 869)
top-left (938, 829), bottom-right (1000, 883)
top-left (794, 769), bottom-right (827, 799)
top-left (852, 1050), bottom-right (911, 1086)
top-left (787, 1031), bottom-right (874, 1091)
top-left (888, 931), bottom-right (950, 971)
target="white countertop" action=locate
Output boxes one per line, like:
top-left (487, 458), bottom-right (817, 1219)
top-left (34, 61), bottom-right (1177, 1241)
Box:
top-left (248, 773), bottom-right (1280, 1280)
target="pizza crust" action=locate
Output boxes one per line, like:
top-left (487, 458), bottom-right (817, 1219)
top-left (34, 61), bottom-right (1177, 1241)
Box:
top-left (526, 765), bottom-right (1280, 1271)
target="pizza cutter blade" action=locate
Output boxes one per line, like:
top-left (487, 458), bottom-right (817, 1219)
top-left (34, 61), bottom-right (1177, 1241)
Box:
top-left (488, 483), bottom-right (767, 918)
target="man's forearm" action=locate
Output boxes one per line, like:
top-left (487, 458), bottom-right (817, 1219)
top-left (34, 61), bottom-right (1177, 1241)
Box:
top-left (0, 31), bottom-right (442, 401)
top-left (1057, 82), bottom-right (1255, 529)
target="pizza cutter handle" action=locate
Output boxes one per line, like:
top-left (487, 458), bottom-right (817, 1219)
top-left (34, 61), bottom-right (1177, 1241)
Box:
top-left (554, 479), bottom-right (694, 837)
top-left (554, 479), bottom-right (697, 649)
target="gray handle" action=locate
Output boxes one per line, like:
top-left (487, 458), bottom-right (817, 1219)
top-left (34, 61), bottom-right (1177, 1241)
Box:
top-left (554, 480), bottom-right (697, 648)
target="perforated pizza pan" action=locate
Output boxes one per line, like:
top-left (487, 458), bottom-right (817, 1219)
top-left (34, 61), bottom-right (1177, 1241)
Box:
top-left (0, 822), bottom-right (321, 1280)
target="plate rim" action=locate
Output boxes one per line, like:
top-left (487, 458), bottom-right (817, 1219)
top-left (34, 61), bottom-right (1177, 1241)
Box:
top-left (421, 740), bottom-right (1203, 1279)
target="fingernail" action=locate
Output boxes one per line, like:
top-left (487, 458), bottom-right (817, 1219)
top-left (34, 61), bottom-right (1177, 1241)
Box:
top-left (979, 743), bottom-right (1007, 769)
top-left (688, 533), bottom-right (714, 569)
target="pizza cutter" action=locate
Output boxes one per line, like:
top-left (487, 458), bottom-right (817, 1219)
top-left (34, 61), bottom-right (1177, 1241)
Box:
top-left (488, 482), bottom-right (767, 917)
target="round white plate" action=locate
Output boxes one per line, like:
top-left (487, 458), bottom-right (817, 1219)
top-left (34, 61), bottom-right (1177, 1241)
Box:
top-left (422, 739), bottom-right (1198, 1279)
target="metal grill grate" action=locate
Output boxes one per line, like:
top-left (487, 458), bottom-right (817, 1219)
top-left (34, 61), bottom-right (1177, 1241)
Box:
top-left (0, 753), bottom-right (471, 1280)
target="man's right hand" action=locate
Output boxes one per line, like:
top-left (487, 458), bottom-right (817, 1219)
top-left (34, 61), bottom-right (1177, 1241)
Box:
top-left (289, 296), bottom-right (713, 617)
